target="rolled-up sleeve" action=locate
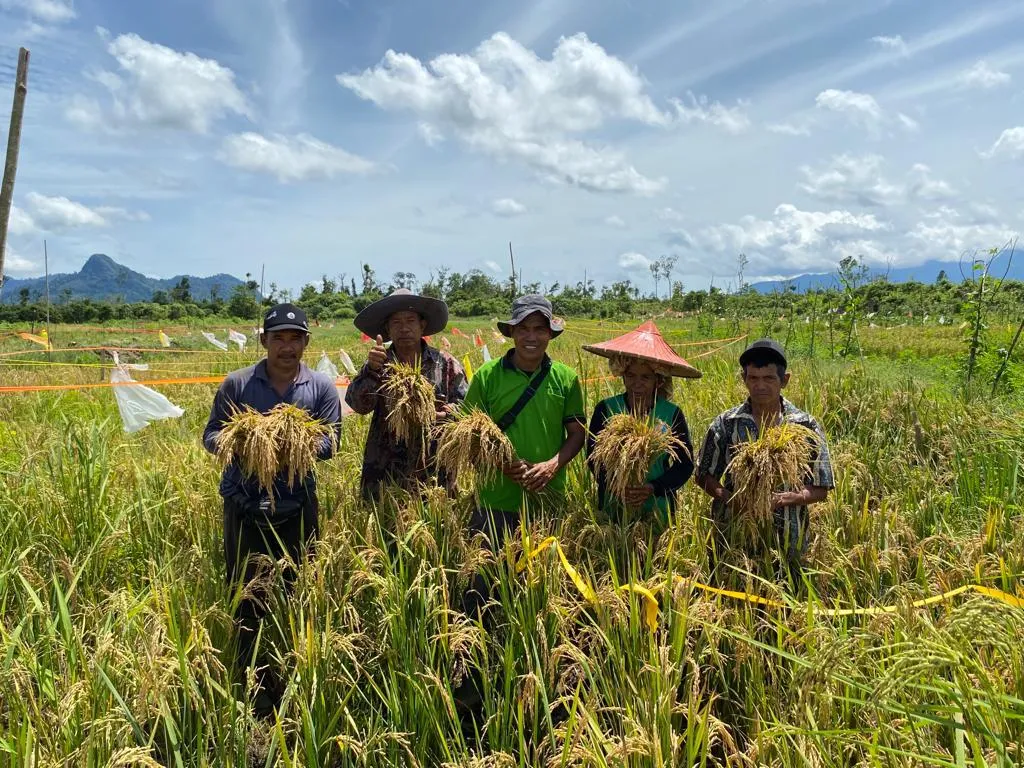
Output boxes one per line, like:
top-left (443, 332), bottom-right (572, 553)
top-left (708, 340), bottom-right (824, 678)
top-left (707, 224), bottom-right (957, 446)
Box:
top-left (345, 363), bottom-right (380, 415)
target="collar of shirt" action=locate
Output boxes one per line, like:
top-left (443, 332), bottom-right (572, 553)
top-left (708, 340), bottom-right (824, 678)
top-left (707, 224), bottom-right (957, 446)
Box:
top-left (500, 347), bottom-right (550, 375)
top-left (252, 358), bottom-right (313, 387)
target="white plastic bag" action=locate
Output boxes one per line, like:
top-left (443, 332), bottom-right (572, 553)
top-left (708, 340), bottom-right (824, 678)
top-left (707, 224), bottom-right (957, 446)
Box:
top-left (482, 344), bottom-right (492, 363)
top-left (316, 352), bottom-right (353, 417)
top-left (338, 348), bottom-right (357, 376)
top-left (228, 329), bottom-right (248, 350)
top-left (110, 366), bottom-right (185, 433)
top-left (201, 332), bottom-right (228, 351)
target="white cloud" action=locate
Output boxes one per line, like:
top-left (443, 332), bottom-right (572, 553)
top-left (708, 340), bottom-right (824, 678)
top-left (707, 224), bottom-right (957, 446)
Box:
top-left (491, 198), bottom-right (528, 217)
top-left (815, 88), bottom-right (883, 128)
top-left (618, 252), bottom-right (651, 271)
top-left (604, 215), bottom-right (626, 228)
top-left (799, 154), bottom-right (903, 207)
top-left (2, 249), bottom-right (38, 276)
top-left (484, 260), bottom-right (503, 273)
top-left (219, 133), bottom-right (376, 182)
top-left (957, 60), bottom-right (1011, 90)
top-left (69, 33), bottom-right (251, 134)
top-left (906, 163), bottom-right (956, 201)
top-left (767, 122), bottom-right (811, 137)
top-left (671, 92), bottom-right (751, 134)
top-left (909, 208), bottom-right (1016, 256)
top-left (24, 192), bottom-right (108, 229)
top-left (698, 203), bottom-right (889, 272)
top-left (870, 35), bottom-right (908, 55)
top-left (0, 0), bottom-right (75, 23)
top-left (8, 205), bottom-right (36, 236)
top-left (982, 127), bottom-right (1024, 159)
top-left (337, 32), bottom-right (670, 195)
top-left (657, 207), bottom-right (684, 222)
top-left (16, 193), bottom-right (148, 231)
top-left (799, 155), bottom-right (956, 208)
top-left (897, 113), bottom-right (920, 132)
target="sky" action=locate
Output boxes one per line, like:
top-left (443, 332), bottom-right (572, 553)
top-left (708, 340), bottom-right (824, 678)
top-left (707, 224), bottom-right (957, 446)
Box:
top-left (0, 0), bottom-right (1022, 295)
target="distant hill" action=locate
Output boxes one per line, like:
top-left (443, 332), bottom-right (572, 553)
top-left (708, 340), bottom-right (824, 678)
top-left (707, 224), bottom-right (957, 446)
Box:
top-left (749, 257), bottom-right (1024, 293)
top-left (0, 254), bottom-right (245, 304)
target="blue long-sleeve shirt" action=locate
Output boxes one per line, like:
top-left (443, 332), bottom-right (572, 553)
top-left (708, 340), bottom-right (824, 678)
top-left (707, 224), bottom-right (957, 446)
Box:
top-left (203, 360), bottom-right (342, 503)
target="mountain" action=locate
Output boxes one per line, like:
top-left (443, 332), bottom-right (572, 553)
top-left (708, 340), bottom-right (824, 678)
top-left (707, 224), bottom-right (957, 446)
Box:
top-left (0, 254), bottom-right (245, 304)
top-left (749, 256), bottom-right (1024, 293)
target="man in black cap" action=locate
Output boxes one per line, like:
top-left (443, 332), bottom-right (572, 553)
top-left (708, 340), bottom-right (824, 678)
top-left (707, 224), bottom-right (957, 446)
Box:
top-left (203, 302), bottom-right (341, 716)
top-left (695, 338), bottom-right (834, 586)
top-left (346, 288), bottom-right (467, 500)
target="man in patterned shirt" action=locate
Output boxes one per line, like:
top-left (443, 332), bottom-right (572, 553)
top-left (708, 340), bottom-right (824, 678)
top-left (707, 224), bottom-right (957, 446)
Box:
top-left (346, 288), bottom-right (468, 500)
top-left (696, 339), bottom-right (834, 585)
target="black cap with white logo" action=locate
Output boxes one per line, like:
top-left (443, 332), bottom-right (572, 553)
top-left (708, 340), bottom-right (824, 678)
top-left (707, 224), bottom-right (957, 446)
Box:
top-left (262, 303), bottom-right (309, 334)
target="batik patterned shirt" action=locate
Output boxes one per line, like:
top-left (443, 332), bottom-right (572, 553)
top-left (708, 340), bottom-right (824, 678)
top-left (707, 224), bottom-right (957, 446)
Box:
top-left (697, 396), bottom-right (835, 528)
top-left (345, 342), bottom-right (468, 499)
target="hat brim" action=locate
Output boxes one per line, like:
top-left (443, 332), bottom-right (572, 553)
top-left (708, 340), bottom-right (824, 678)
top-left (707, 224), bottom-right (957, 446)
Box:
top-left (262, 323), bottom-right (310, 334)
top-left (582, 344), bottom-right (702, 379)
top-left (497, 315), bottom-right (564, 339)
top-left (354, 294), bottom-right (449, 338)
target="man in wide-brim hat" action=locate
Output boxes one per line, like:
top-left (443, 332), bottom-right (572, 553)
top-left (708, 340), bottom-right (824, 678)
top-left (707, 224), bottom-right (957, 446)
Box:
top-left (583, 320), bottom-right (698, 530)
top-left (346, 288), bottom-right (468, 500)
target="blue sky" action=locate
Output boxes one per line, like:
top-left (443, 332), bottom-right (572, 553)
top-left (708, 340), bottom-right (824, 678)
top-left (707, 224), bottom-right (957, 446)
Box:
top-left (1, 0), bottom-right (1022, 295)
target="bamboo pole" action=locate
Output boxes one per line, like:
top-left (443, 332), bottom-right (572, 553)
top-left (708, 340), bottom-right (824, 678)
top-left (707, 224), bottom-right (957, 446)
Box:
top-left (0, 48), bottom-right (30, 287)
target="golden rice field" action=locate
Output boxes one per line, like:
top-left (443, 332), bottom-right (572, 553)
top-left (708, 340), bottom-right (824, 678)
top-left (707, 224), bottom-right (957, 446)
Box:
top-left (0, 318), bottom-right (1022, 767)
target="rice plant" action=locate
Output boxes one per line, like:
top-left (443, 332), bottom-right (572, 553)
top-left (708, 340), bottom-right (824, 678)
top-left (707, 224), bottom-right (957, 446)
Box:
top-left (434, 407), bottom-right (516, 485)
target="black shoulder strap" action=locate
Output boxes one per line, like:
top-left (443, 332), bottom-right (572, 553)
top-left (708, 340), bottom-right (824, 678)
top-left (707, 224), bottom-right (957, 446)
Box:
top-left (496, 358), bottom-right (552, 432)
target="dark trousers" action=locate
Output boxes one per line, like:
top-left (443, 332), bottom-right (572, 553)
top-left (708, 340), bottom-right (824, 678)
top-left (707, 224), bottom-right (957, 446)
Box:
top-left (460, 507), bottom-right (521, 624)
top-left (223, 495), bottom-right (319, 692)
top-left (454, 507), bottom-right (521, 730)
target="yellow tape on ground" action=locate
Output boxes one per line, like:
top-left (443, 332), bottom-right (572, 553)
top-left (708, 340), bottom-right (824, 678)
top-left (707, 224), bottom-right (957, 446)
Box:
top-left (517, 536), bottom-right (597, 603)
top-left (515, 537), bottom-right (1023, 629)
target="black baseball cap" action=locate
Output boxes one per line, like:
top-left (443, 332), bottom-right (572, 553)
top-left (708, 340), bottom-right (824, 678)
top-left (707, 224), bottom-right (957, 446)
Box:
top-left (262, 303), bottom-right (309, 334)
top-left (739, 338), bottom-right (787, 368)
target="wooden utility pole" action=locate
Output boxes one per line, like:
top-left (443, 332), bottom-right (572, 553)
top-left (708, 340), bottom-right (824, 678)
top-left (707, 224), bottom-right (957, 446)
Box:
top-left (508, 241), bottom-right (516, 296)
top-left (44, 239), bottom-right (51, 361)
top-left (0, 48), bottom-right (30, 287)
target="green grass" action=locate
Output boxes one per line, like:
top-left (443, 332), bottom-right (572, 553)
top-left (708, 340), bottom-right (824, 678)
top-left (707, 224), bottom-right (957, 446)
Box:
top-left (0, 318), bottom-right (1021, 766)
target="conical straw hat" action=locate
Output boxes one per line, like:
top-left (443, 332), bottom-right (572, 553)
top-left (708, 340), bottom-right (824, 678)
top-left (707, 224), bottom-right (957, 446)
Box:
top-left (582, 320), bottom-right (701, 378)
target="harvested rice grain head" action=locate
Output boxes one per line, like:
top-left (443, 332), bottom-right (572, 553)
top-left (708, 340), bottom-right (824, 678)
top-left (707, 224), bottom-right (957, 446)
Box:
top-left (590, 412), bottom-right (688, 502)
top-left (380, 361), bottom-right (437, 447)
top-left (435, 407), bottom-right (516, 486)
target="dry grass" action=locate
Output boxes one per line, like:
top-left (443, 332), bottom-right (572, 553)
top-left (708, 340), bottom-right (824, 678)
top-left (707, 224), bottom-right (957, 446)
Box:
top-left (590, 412), bottom-right (687, 501)
top-left (725, 421), bottom-right (816, 540)
top-left (215, 402), bottom-right (335, 508)
top-left (380, 361), bottom-right (437, 447)
top-left (434, 407), bottom-right (516, 485)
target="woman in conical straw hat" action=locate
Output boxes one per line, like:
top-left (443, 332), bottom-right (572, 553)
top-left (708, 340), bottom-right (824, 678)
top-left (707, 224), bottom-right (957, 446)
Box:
top-left (584, 320), bottom-right (700, 531)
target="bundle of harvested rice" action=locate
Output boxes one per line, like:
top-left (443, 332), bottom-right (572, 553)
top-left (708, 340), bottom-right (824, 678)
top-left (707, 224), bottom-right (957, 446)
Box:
top-left (380, 361), bottom-right (437, 446)
top-left (590, 412), bottom-right (687, 502)
top-left (215, 403), bottom-right (335, 508)
top-left (434, 408), bottom-right (516, 485)
top-left (725, 421), bottom-right (816, 538)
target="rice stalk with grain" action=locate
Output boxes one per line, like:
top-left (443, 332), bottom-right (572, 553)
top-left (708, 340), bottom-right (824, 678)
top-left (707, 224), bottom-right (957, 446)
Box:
top-left (590, 412), bottom-right (687, 502)
top-left (434, 407), bottom-right (516, 485)
top-left (215, 402), bottom-right (335, 509)
top-left (380, 361), bottom-right (437, 448)
top-left (725, 421), bottom-right (816, 541)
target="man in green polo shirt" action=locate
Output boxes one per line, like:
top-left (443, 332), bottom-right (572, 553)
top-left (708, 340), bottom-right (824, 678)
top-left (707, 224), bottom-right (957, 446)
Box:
top-left (456, 294), bottom-right (585, 730)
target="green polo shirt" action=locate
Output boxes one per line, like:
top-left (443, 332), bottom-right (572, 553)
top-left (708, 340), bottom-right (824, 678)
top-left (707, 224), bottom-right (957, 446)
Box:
top-left (463, 350), bottom-right (585, 512)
